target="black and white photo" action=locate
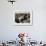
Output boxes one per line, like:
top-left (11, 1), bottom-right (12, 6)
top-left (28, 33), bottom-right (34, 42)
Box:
top-left (14, 10), bottom-right (32, 26)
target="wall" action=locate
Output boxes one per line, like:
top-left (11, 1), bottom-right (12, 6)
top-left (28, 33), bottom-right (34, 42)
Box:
top-left (0, 0), bottom-right (46, 41)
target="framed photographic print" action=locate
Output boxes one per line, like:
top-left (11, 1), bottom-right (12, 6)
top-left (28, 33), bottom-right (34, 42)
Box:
top-left (14, 10), bottom-right (32, 26)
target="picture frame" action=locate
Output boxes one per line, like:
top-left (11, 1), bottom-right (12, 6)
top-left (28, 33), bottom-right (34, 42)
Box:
top-left (13, 10), bottom-right (33, 26)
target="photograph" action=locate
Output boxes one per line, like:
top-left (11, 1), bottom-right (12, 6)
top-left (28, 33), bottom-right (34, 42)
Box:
top-left (14, 10), bottom-right (32, 26)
